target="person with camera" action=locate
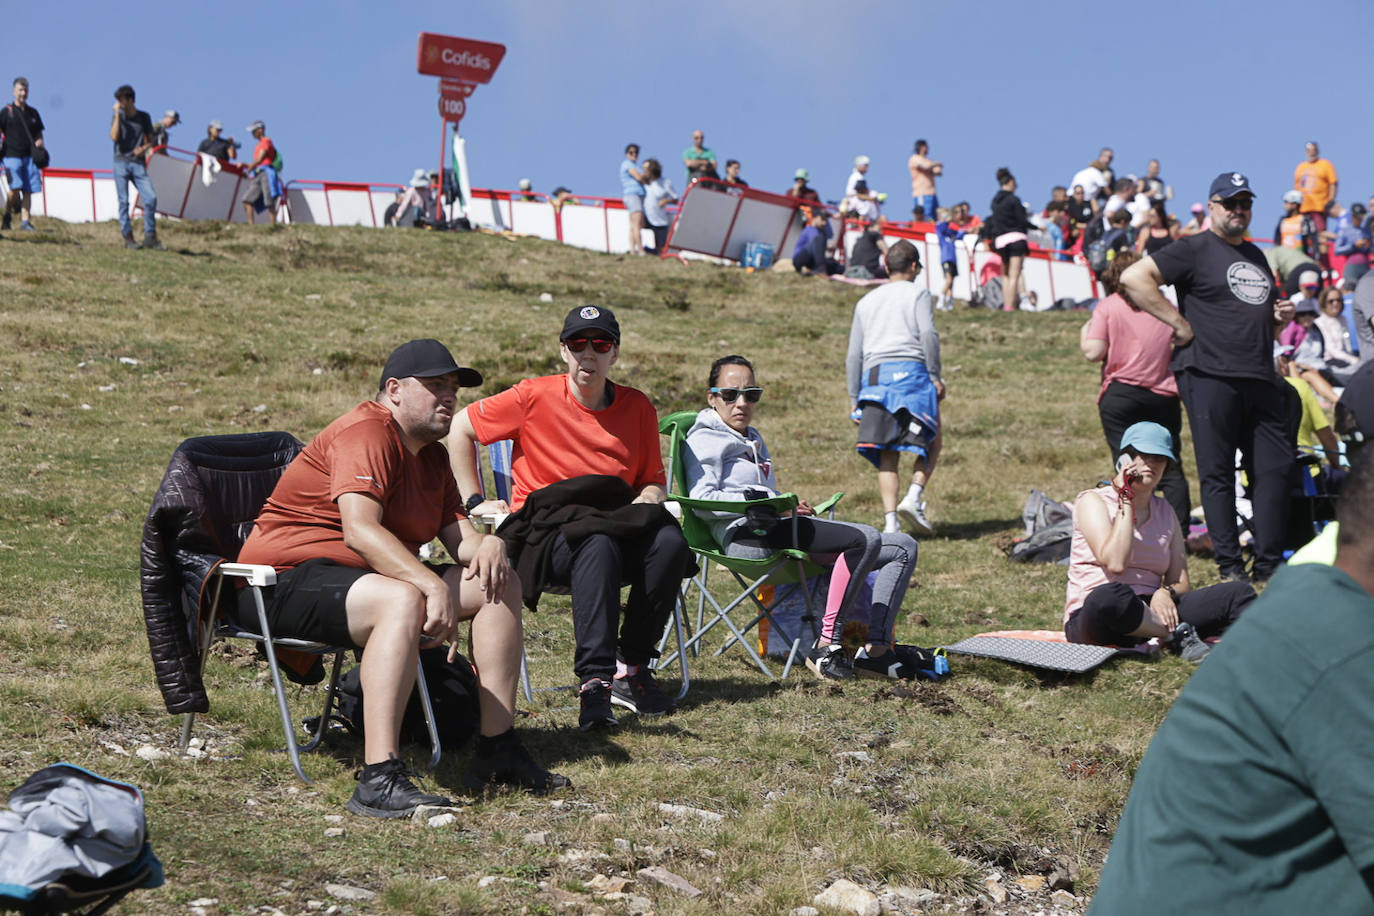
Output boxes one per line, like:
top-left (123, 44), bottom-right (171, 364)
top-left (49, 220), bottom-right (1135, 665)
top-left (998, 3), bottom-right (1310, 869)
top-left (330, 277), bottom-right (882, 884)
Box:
top-left (1063, 422), bottom-right (1255, 662)
top-left (684, 355), bottom-right (924, 682)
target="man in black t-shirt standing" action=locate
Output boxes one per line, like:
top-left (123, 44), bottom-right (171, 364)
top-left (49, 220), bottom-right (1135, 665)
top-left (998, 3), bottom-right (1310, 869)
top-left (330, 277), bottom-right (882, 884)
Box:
top-left (1120, 171), bottom-right (1297, 583)
top-left (0, 77), bottom-right (45, 232)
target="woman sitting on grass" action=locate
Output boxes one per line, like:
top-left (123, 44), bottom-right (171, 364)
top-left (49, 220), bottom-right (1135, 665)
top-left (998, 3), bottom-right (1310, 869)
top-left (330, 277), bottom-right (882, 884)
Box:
top-left (1064, 421), bottom-right (1256, 662)
top-left (684, 355), bottom-right (939, 682)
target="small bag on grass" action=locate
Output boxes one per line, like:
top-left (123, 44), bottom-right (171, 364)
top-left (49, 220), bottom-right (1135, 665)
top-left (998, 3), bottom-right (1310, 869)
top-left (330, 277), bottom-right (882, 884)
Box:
top-left (333, 646), bottom-right (481, 749)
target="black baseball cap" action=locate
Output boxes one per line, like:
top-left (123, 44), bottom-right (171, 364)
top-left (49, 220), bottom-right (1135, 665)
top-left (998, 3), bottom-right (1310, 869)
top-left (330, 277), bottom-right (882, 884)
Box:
top-left (560, 305), bottom-right (620, 343)
top-left (378, 339), bottom-right (481, 390)
top-left (1208, 171), bottom-right (1256, 201)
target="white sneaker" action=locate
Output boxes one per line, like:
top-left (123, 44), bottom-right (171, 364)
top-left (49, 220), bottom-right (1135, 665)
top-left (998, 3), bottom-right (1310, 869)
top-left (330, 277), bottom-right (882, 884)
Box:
top-left (896, 497), bottom-right (934, 537)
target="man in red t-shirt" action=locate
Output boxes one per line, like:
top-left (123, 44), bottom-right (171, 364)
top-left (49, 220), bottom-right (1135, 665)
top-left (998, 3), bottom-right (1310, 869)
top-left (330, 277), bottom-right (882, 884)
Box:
top-left (240, 119), bottom-right (280, 225)
top-left (239, 339), bottom-right (569, 817)
top-left (451, 306), bottom-right (690, 731)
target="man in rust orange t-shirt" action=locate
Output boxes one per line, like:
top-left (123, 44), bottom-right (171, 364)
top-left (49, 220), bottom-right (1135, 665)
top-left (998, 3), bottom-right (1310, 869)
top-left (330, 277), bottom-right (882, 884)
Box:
top-left (450, 306), bottom-right (690, 731)
top-left (238, 339), bottom-right (568, 816)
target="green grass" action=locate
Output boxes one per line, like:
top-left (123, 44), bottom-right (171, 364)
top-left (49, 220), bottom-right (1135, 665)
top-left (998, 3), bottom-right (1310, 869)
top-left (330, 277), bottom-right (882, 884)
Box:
top-left (0, 219), bottom-right (1216, 914)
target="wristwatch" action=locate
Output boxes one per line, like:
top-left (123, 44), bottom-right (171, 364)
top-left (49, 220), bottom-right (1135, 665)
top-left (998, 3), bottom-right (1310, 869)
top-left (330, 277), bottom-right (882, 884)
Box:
top-left (464, 493), bottom-right (486, 513)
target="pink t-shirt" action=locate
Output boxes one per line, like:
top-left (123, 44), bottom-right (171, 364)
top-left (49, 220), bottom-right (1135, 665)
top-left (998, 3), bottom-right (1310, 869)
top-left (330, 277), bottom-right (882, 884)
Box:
top-left (1085, 293), bottom-right (1179, 401)
top-left (1063, 486), bottom-right (1174, 624)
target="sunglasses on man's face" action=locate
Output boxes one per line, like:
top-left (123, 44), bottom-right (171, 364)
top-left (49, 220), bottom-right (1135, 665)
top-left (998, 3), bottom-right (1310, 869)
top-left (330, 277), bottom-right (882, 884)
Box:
top-left (1211, 197), bottom-right (1253, 212)
top-left (710, 386), bottom-right (763, 403)
top-left (564, 337), bottom-right (615, 354)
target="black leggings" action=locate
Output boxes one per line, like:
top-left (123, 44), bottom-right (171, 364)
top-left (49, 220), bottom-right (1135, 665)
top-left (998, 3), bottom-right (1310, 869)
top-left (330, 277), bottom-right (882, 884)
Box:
top-left (726, 516), bottom-right (916, 644)
top-left (1065, 580), bottom-right (1256, 647)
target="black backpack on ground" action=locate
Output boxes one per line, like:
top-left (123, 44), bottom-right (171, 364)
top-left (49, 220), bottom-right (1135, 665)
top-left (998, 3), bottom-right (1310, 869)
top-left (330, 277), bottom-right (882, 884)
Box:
top-left (332, 646), bottom-right (481, 749)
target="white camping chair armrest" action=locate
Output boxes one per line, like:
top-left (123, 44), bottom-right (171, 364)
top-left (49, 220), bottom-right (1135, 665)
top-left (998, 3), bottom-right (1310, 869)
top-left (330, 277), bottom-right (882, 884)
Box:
top-left (217, 562), bottom-right (278, 588)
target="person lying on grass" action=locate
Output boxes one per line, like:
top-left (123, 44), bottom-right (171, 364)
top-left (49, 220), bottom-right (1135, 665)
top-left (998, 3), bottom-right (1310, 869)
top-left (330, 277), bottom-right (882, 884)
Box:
top-left (683, 354), bottom-right (945, 681)
top-left (1063, 421), bottom-right (1256, 662)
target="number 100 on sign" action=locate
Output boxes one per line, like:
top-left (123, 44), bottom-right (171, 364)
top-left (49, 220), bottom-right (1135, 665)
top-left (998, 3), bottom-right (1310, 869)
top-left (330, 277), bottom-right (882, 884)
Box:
top-left (439, 97), bottom-right (465, 122)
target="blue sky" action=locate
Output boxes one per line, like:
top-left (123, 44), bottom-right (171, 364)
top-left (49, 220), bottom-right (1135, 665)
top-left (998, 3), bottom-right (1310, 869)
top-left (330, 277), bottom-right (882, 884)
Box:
top-left (14, 0), bottom-right (1374, 228)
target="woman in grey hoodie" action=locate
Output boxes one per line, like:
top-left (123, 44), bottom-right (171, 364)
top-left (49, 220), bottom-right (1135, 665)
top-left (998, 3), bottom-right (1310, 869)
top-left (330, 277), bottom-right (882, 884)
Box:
top-left (683, 355), bottom-right (922, 681)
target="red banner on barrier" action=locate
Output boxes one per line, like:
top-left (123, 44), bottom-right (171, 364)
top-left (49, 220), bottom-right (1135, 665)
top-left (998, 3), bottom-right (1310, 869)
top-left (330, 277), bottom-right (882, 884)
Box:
top-left (417, 33), bottom-right (506, 83)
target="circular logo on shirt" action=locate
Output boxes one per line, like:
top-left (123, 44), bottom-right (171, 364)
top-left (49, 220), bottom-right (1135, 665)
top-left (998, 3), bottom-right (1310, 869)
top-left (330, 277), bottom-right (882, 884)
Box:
top-left (1225, 260), bottom-right (1271, 305)
top-left (580, 306), bottom-right (600, 319)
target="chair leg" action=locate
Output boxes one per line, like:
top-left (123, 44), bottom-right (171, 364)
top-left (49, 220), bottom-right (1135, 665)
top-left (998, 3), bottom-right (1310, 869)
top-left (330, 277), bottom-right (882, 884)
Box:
top-left (251, 587), bottom-right (313, 784)
top-left (650, 597), bottom-right (692, 701)
top-left (413, 655), bottom-right (442, 771)
top-left (298, 651), bottom-right (346, 754)
top-left (180, 582), bottom-right (226, 752)
top-left (519, 648), bottom-right (534, 703)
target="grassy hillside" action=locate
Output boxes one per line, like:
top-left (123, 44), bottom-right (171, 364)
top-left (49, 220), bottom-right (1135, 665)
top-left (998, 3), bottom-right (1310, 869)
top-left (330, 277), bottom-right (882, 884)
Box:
top-left (0, 220), bottom-right (1211, 915)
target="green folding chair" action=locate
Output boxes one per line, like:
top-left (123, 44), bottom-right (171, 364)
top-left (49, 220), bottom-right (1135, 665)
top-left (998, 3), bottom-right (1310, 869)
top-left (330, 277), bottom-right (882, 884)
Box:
top-left (657, 411), bottom-right (842, 680)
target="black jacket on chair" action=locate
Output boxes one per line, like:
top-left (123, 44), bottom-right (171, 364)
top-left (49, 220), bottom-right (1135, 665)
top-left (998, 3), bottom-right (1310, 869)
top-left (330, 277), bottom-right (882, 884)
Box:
top-left (496, 474), bottom-right (684, 611)
top-left (139, 432), bottom-right (303, 714)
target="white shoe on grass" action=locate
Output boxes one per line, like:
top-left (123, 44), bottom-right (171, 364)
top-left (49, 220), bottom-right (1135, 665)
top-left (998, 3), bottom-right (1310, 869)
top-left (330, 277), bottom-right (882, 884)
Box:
top-left (896, 497), bottom-right (934, 537)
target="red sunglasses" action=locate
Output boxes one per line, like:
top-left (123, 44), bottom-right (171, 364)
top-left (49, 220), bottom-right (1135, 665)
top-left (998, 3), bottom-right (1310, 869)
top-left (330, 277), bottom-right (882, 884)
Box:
top-left (565, 337), bottom-right (615, 353)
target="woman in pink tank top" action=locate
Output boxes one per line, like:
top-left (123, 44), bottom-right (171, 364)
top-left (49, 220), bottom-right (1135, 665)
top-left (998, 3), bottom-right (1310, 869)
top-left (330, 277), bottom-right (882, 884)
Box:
top-left (1063, 422), bottom-right (1255, 661)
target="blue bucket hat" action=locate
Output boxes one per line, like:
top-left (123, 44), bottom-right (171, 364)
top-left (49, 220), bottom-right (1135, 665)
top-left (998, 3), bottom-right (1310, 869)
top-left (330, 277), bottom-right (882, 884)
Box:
top-left (1119, 421), bottom-right (1177, 463)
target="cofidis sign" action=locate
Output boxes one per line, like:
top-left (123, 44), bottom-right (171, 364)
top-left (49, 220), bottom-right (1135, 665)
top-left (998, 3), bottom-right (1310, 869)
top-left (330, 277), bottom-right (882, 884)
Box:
top-left (417, 33), bottom-right (507, 84)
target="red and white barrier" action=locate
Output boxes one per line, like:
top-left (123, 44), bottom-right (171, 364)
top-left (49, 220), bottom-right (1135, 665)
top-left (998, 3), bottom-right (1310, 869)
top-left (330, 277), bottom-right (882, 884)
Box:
top-left (22, 157), bottom-right (1104, 303)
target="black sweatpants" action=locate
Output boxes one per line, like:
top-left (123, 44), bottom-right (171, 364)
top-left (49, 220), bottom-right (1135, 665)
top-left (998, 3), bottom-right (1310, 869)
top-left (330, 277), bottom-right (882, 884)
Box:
top-left (545, 524), bottom-right (691, 683)
top-left (1097, 380), bottom-right (1191, 529)
top-left (1176, 369), bottom-right (1295, 577)
top-left (1065, 580), bottom-right (1256, 646)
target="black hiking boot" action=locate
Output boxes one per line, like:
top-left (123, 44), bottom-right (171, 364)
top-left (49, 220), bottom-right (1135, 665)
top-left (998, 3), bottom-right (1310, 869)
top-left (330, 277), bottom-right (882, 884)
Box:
top-left (346, 756), bottom-right (450, 818)
top-left (464, 730), bottom-right (571, 794)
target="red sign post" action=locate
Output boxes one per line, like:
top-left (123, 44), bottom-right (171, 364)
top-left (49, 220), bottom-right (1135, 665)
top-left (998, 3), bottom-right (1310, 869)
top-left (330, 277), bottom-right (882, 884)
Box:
top-left (419, 32), bottom-right (506, 222)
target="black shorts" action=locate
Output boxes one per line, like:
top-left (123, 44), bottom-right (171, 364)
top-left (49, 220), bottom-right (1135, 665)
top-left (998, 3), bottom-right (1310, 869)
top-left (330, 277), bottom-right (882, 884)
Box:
top-left (997, 240), bottom-right (1029, 261)
top-left (231, 558), bottom-right (457, 649)
top-left (941, 261), bottom-right (957, 278)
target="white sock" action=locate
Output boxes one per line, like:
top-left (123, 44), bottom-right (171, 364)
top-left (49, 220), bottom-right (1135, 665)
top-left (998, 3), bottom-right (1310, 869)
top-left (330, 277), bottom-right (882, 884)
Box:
top-left (883, 511), bottom-right (899, 533)
top-left (905, 483), bottom-right (924, 505)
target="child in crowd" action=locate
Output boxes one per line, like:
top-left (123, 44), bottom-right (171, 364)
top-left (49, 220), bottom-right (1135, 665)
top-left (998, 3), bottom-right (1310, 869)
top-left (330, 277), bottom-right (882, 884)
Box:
top-left (933, 207), bottom-right (963, 311)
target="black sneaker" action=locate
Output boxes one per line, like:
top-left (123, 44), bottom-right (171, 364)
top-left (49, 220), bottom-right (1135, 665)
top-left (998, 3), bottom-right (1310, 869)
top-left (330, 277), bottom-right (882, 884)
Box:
top-left (578, 679), bottom-right (619, 731)
top-left (346, 756), bottom-right (451, 819)
top-left (805, 642), bottom-right (854, 680)
top-left (123, 234), bottom-right (140, 250)
top-left (141, 233), bottom-right (165, 251)
top-left (1169, 622), bottom-right (1210, 663)
top-left (464, 732), bottom-right (571, 795)
top-left (610, 668), bottom-right (677, 716)
top-left (853, 648), bottom-right (918, 680)
top-left (1, 211), bottom-right (10, 231)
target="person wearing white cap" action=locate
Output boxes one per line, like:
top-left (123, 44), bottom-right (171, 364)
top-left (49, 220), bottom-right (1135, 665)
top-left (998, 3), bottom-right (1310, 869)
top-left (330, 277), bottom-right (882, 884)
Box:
top-left (1275, 188), bottom-right (1318, 258)
top-left (240, 120), bottom-right (280, 225)
top-left (196, 120), bottom-right (237, 161)
top-left (149, 108), bottom-right (179, 150)
top-left (845, 154), bottom-right (871, 198)
top-left (390, 168), bottom-right (434, 227)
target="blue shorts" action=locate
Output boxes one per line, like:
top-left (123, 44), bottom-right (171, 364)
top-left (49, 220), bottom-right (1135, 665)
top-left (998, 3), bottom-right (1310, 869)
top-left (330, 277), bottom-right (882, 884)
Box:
top-left (3, 157), bottom-right (41, 193)
top-left (855, 360), bottom-right (940, 467)
top-left (623, 193), bottom-right (645, 214)
top-left (912, 194), bottom-right (938, 221)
